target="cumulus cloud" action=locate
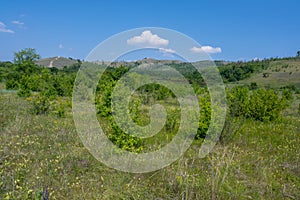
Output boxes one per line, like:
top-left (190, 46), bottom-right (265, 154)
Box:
top-left (0, 22), bottom-right (14, 33)
top-left (127, 30), bottom-right (169, 47)
top-left (190, 46), bottom-right (222, 54)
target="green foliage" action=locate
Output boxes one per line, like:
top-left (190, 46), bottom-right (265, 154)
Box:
top-left (1, 54), bottom-right (300, 199)
top-left (219, 61), bottom-right (268, 82)
top-left (282, 89), bottom-right (293, 101)
top-left (137, 84), bottom-right (174, 102)
top-left (94, 67), bottom-right (144, 152)
top-left (170, 63), bottom-right (205, 86)
top-left (5, 79), bottom-right (19, 90)
top-left (228, 86), bottom-right (287, 121)
top-left (0, 61), bottom-right (13, 82)
top-left (246, 88), bottom-right (286, 121)
top-left (13, 48), bottom-right (40, 65)
top-left (281, 84), bottom-right (297, 93)
top-left (30, 93), bottom-right (50, 115)
top-left (129, 96), bottom-right (142, 124)
top-left (53, 101), bottom-right (66, 118)
top-left (3, 49), bottom-right (297, 151)
top-left (1, 92), bottom-right (299, 199)
top-left (17, 86), bottom-right (31, 97)
top-left (249, 82), bottom-right (258, 90)
top-left (164, 107), bottom-right (180, 133)
top-left (108, 117), bottom-right (144, 152)
top-left (17, 76), bottom-right (32, 97)
top-left (95, 66), bottom-right (130, 117)
top-left (2, 49), bottom-right (77, 99)
top-left (196, 93), bottom-right (211, 139)
top-left (227, 86), bottom-right (249, 117)
top-left (95, 79), bottom-right (115, 117)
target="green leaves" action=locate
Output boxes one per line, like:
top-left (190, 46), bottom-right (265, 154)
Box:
top-left (197, 93), bottom-right (212, 139)
top-left (30, 93), bottom-right (50, 115)
top-left (13, 48), bottom-right (40, 65)
top-left (228, 86), bottom-right (288, 121)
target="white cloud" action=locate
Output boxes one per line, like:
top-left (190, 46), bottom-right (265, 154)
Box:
top-left (59, 44), bottom-right (64, 49)
top-left (127, 30), bottom-right (169, 47)
top-left (159, 48), bottom-right (176, 54)
top-left (190, 46), bottom-right (222, 54)
top-left (12, 20), bottom-right (26, 29)
top-left (0, 22), bottom-right (14, 33)
top-left (12, 20), bottom-right (24, 25)
top-left (158, 48), bottom-right (176, 57)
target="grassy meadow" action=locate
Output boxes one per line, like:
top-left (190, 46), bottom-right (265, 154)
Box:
top-left (1, 54), bottom-right (300, 199)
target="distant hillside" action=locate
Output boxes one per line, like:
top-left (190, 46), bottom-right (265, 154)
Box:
top-left (239, 59), bottom-right (300, 89)
top-left (35, 56), bottom-right (79, 68)
top-left (33, 56), bottom-right (300, 89)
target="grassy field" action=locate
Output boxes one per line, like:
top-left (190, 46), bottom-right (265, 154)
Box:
top-left (1, 90), bottom-right (299, 199)
top-left (240, 59), bottom-right (300, 89)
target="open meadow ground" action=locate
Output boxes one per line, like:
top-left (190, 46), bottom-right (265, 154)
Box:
top-left (1, 91), bottom-right (299, 199)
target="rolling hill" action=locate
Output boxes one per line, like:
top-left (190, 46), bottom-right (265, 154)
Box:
top-left (239, 59), bottom-right (300, 89)
top-left (35, 56), bottom-right (79, 68)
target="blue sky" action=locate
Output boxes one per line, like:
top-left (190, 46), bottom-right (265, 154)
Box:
top-left (0, 0), bottom-right (299, 61)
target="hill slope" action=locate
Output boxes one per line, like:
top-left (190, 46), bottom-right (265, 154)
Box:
top-left (239, 59), bottom-right (300, 89)
top-left (35, 56), bottom-right (79, 68)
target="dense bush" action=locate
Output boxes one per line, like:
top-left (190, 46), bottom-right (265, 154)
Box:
top-left (30, 93), bottom-right (50, 115)
top-left (219, 60), bottom-right (269, 82)
top-left (196, 93), bottom-right (211, 139)
top-left (228, 86), bottom-right (288, 121)
top-left (246, 89), bottom-right (287, 121)
top-left (108, 116), bottom-right (144, 152)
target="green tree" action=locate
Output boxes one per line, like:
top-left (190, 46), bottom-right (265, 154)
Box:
top-left (13, 48), bottom-right (40, 65)
top-left (14, 48), bottom-right (40, 76)
top-left (6, 48), bottom-right (42, 90)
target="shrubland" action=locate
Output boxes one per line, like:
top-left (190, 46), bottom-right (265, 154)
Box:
top-left (0, 49), bottom-right (299, 199)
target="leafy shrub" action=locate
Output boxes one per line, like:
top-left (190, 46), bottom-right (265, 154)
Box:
top-left (6, 79), bottom-right (19, 90)
top-left (108, 116), bottom-right (144, 152)
top-left (250, 82), bottom-right (258, 90)
top-left (228, 86), bottom-right (287, 121)
top-left (227, 86), bottom-right (249, 117)
top-left (30, 94), bottom-right (50, 115)
top-left (246, 89), bottom-right (286, 121)
top-left (196, 93), bottom-right (212, 139)
top-left (53, 101), bottom-right (66, 118)
top-left (282, 89), bottom-right (293, 101)
top-left (17, 87), bottom-right (31, 97)
top-left (17, 75), bottom-right (32, 97)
